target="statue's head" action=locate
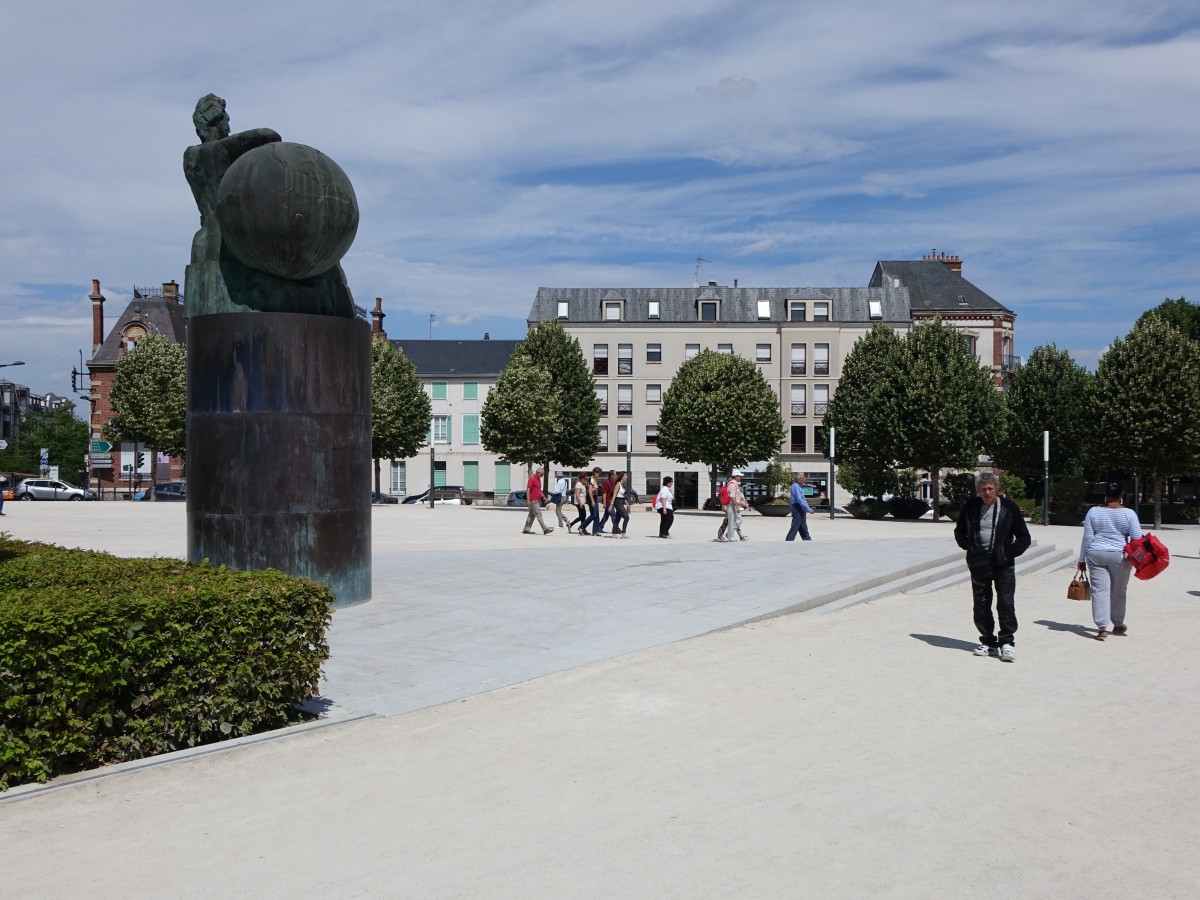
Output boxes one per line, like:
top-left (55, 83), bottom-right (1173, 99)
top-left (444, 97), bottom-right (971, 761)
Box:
top-left (193, 94), bottom-right (230, 142)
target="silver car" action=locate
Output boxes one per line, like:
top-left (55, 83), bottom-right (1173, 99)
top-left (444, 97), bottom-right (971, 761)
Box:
top-left (15, 478), bottom-right (96, 501)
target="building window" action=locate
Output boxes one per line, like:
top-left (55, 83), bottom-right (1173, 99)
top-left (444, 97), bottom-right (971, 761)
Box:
top-left (646, 343), bottom-right (662, 363)
top-left (431, 415), bottom-right (451, 443)
top-left (598, 425), bottom-right (609, 453)
top-left (433, 461), bottom-right (447, 487)
top-left (790, 384), bottom-right (806, 417)
top-left (717, 343), bottom-right (733, 355)
top-left (648, 300), bottom-right (660, 319)
top-left (756, 344), bottom-right (771, 362)
top-left (431, 381), bottom-right (447, 401)
top-left (604, 301), bottom-right (622, 321)
top-left (790, 343), bottom-right (806, 375)
top-left (557, 300), bottom-right (569, 319)
top-left (790, 426), bottom-right (807, 454)
top-left (963, 334), bottom-right (978, 357)
top-left (617, 384), bottom-right (633, 416)
top-left (646, 384), bottom-right (661, 404)
top-left (390, 461), bottom-right (406, 494)
top-left (463, 381), bottom-right (478, 400)
top-left (462, 414), bottom-right (480, 444)
top-left (645, 424), bottom-right (659, 445)
top-left (815, 426), bottom-right (827, 455)
top-left (593, 344), bottom-right (608, 375)
top-left (698, 300), bottom-right (719, 321)
top-left (814, 384), bottom-right (829, 416)
top-left (685, 343), bottom-right (700, 360)
top-left (868, 299), bottom-right (883, 320)
top-left (814, 302), bottom-right (830, 322)
top-left (596, 384), bottom-right (608, 415)
top-left (814, 343), bottom-right (830, 376)
top-left (756, 299), bottom-right (771, 320)
top-left (646, 470), bottom-right (661, 497)
top-left (616, 424), bottom-right (629, 452)
top-left (788, 301), bottom-right (806, 322)
top-left (618, 344), bottom-right (633, 375)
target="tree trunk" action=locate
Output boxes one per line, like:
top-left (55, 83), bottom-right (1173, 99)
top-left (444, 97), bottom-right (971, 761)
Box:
top-left (929, 464), bottom-right (939, 522)
top-left (1152, 473), bottom-right (1162, 530)
top-left (373, 457), bottom-right (381, 498)
top-left (149, 448), bottom-right (159, 502)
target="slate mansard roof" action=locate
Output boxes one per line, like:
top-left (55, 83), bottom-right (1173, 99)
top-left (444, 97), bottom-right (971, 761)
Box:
top-left (869, 261), bottom-right (1013, 316)
top-left (89, 296), bottom-right (187, 368)
top-left (529, 286), bottom-right (911, 324)
top-left (390, 339), bottom-right (522, 378)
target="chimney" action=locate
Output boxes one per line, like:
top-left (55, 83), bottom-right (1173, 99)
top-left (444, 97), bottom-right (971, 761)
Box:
top-left (90, 279), bottom-right (105, 352)
top-left (371, 297), bottom-right (387, 340)
top-left (922, 249), bottom-right (962, 276)
top-left (162, 280), bottom-right (179, 302)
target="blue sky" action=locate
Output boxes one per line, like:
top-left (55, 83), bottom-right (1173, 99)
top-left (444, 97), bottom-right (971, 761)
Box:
top-left (2, 0), bottom-right (1198, 399)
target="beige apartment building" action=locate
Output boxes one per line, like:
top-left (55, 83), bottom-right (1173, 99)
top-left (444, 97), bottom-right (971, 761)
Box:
top-left (529, 254), bottom-right (1016, 508)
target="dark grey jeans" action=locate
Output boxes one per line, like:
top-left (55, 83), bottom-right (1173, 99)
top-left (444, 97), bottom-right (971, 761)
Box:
top-left (970, 562), bottom-right (1017, 647)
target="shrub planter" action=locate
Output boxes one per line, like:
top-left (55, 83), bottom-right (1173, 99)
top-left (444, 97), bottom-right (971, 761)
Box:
top-left (754, 501), bottom-right (791, 517)
top-left (845, 499), bottom-right (890, 520)
top-left (889, 498), bottom-right (931, 520)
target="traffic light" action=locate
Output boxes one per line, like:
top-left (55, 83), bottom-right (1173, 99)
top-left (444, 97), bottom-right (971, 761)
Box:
top-left (136, 452), bottom-right (145, 470)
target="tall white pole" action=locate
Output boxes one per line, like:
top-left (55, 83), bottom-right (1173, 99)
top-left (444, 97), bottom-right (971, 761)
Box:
top-left (1043, 430), bottom-right (1050, 527)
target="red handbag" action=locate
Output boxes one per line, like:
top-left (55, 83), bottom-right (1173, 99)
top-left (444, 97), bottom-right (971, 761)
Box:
top-left (1125, 534), bottom-right (1170, 581)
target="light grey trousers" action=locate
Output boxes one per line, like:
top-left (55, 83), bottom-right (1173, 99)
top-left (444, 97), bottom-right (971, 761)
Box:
top-left (1086, 549), bottom-right (1132, 629)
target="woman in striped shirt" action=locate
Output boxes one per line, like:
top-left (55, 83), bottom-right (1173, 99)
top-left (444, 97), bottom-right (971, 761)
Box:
top-left (1077, 482), bottom-right (1143, 641)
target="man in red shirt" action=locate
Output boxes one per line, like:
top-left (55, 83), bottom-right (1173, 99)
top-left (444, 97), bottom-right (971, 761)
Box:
top-left (523, 464), bottom-right (554, 534)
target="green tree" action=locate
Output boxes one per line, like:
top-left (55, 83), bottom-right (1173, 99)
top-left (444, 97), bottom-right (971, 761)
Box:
top-left (481, 351), bottom-right (561, 469)
top-left (657, 349), bottom-right (784, 497)
top-left (371, 339), bottom-right (431, 496)
top-left (893, 318), bottom-right (1004, 521)
top-left (0, 405), bottom-right (88, 484)
top-left (822, 323), bottom-right (905, 500)
top-left (517, 321), bottom-right (602, 474)
top-left (1091, 315), bottom-right (1200, 528)
top-left (1135, 297), bottom-right (1200, 343)
top-left (104, 334), bottom-right (186, 498)
top-left (992, 344), bottom-right (1092, 496)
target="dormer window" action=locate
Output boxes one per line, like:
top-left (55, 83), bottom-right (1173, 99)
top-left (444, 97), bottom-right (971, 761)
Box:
top-left (813, 302), bottom-right (830, 322)
top-left (557, 300), bottom-right (569, 319)
top-left (756, 299), bottom-right (771, 320)
top-left (958, 294), bottom-right (969, 306)
top-left (788, 301), bottom-right (806, 322)
top-left (698, 300), bottom-right (719, 321)
top-left (868, 299), bottom-right (883, 320)
top-left (604, 300), bottom-right (623, 321)
top-left (648, 300), bottom-right (660, 319)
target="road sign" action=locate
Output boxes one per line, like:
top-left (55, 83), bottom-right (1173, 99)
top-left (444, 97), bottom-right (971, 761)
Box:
top-left (90, 453), bottom-right (113, 468)
top-left (40, 446), bottom-right (49, 464)
top-left (0, 439), bottom-right (7, 450)
top-left (90, 440), bottom-right (113, 453)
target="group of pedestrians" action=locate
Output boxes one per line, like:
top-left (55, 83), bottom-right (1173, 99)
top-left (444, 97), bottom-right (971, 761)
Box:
top-left (522, 467), bottom-right (678, 539)
top-left (955, 471), bottom-right (1147, 663)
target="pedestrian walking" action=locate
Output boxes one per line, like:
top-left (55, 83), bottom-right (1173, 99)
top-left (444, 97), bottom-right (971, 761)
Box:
top-left (785, 472), bottom-right (813, 541)
top-left (595, 469), bottom-right (616, 535)
top-left (610, 472), bottom-right (630, 537)
top-left (656, 476), bottom-right (675, 538)
top-left (522, 465), bottom-right (554, 535)
top-left (723, 471), bottom-right (750, 542)
top-left (569, 472), bottom-right (592, 534)
top-left (1077, 482), bottom-right (1142, 640)
top-left (953, 471), bottom-right (1031, 662)
top-left (0, 474), bottom-right (7, 516)
top-left (552, 471), bottom-right (569, 528)
top-left (588, 467), bottom-right (605, 536)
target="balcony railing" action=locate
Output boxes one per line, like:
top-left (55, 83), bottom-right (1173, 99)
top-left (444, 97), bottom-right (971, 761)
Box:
top-left (598, 403), bottom-right (608, 415)
top-left (1001, 354), bottom-right (1018, 372)
top-left (814, 402), bottom-right (828, 416)
top-left (598, 442), bottom-right (608, 453)
top-left (593, 360), bottom-right (608, 375)
top-left (814, 362), bottom-right (830, 375)
top-left (790, 362), bottom-right (806, 375)
top-left (789, 441), bottom-right (807, 454)
top-left (617, 403), bottom-right (633, 416)
top-left (616, 443), bottom-right (628, 452)
top-left (791, 402), bottom-right (806, 416)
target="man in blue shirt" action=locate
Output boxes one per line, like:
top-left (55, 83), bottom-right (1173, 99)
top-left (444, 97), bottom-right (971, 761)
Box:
top-left (786, 473), bottom-right (813, 541)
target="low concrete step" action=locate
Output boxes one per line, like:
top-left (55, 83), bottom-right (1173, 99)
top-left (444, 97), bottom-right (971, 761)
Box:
top-left (905, 542), bottom-right (1065, 596)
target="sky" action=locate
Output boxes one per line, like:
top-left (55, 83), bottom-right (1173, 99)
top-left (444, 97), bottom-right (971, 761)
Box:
top-left (2, 0), bottom-right (1198, 401)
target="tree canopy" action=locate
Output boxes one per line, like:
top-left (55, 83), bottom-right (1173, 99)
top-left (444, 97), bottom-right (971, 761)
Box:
top-left (0, 404), bottom-right (88, 484)
top-left (481, 351), bottom-right (561, 468)
top-left (371, 339), bottom-right (431, 494)
top-left (657, 349), bottom-right (784, 487)
top-left (1135, 296), bottom-right (1200, 343)
top-left (992, 343), bottom-right (1092, 491)
top-left (1091, 314), bottom-right (1200, 527)
top-left (517, 321), bottom-right (601, 469)
top-left (104, 333), bottom-right (187, 459)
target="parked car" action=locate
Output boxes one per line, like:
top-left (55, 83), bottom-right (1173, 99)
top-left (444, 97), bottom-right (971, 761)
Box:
top-left (132, 481), bottom-right (187, 501)
top-left (371, 491), bottom-right (399, 504)
top-left (506, 490), bottom-right (528, 507)
top-left (14, 478), bottom-right (96, 501)
top-left (402, 486), bottom-right (471, 505)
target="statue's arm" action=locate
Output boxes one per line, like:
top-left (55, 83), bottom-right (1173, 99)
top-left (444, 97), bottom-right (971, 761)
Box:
top-left (223, 127), bottom-right (282, 159)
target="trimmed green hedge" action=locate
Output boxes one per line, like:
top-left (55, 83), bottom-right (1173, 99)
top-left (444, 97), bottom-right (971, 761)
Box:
top-left (0, 535), bottom-right (333, 789)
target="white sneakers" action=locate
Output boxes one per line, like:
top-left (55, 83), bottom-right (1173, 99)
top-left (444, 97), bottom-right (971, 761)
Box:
top-left (973, 643), bottom-right (1015, 661)
top-left (972, 644), bottom-right (998, 658)
top-left (999, 644), bottom-right (1015, 662)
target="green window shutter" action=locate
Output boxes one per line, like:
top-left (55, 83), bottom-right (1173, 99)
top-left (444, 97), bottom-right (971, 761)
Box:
top-left (463, 381), bottom-right (478, 400)
top-left (463, 461), bottom-right (479, 491)
top-left (462, 414), bottom-right (480, 444)
top-left (432, 381), bottom-right (447, 400)
top-left (495, 462), bottom-right (510, 493)
top-left (447, 416), bottom-right (453, 444)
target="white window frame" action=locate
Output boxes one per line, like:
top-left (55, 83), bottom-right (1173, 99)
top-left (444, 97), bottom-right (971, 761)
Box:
top-left (685, 343), bottom-right (700, 360)
top-left (432, 415), bottom-right (450, 444)
top-left (717, 343), bottom-right (733, 355)
top-left (756, 299), bottom-right (771, 320)
top-left (646, 343), bottom-right (662, 363)
top-left (648, 300), bottom-right (660, 319)
top-left (698, 300), bottom-right (719, 321)
top-left (756, 343), bottom-right (771, 362)
top-left (813, 301), bottom-right (830, 321)
top-left (557, 300), bottom-right (569, 319)
top-left (646, 384), bottom-right (661, 404)
top-left (604, 301), bottom-right (622, 321)
top-left (788, 301), bottom-right (806, 322)
top-left (390, 460), bottom-right (406, 494)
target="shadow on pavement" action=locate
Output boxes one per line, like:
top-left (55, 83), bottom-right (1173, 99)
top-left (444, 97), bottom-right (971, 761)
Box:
top-left (1034, 619), bottom-right (1095, 639)
top-left (910, 633), bottom-right (977, 652)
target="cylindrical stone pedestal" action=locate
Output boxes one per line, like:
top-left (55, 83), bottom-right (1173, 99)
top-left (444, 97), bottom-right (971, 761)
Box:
top-left (187, 312), bottom-right (371, 605)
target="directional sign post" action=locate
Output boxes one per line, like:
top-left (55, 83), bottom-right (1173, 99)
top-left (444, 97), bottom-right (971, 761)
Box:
top-left (90, 440), bottom-right (113, 453)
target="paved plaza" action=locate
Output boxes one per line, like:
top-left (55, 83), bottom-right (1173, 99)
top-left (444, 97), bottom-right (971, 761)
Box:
top-left (2, 502), bottom-right (1198, 897)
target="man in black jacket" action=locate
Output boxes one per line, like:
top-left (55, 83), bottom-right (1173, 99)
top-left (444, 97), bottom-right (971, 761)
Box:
top-left (953, 472), bottom-right (1031, 662)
